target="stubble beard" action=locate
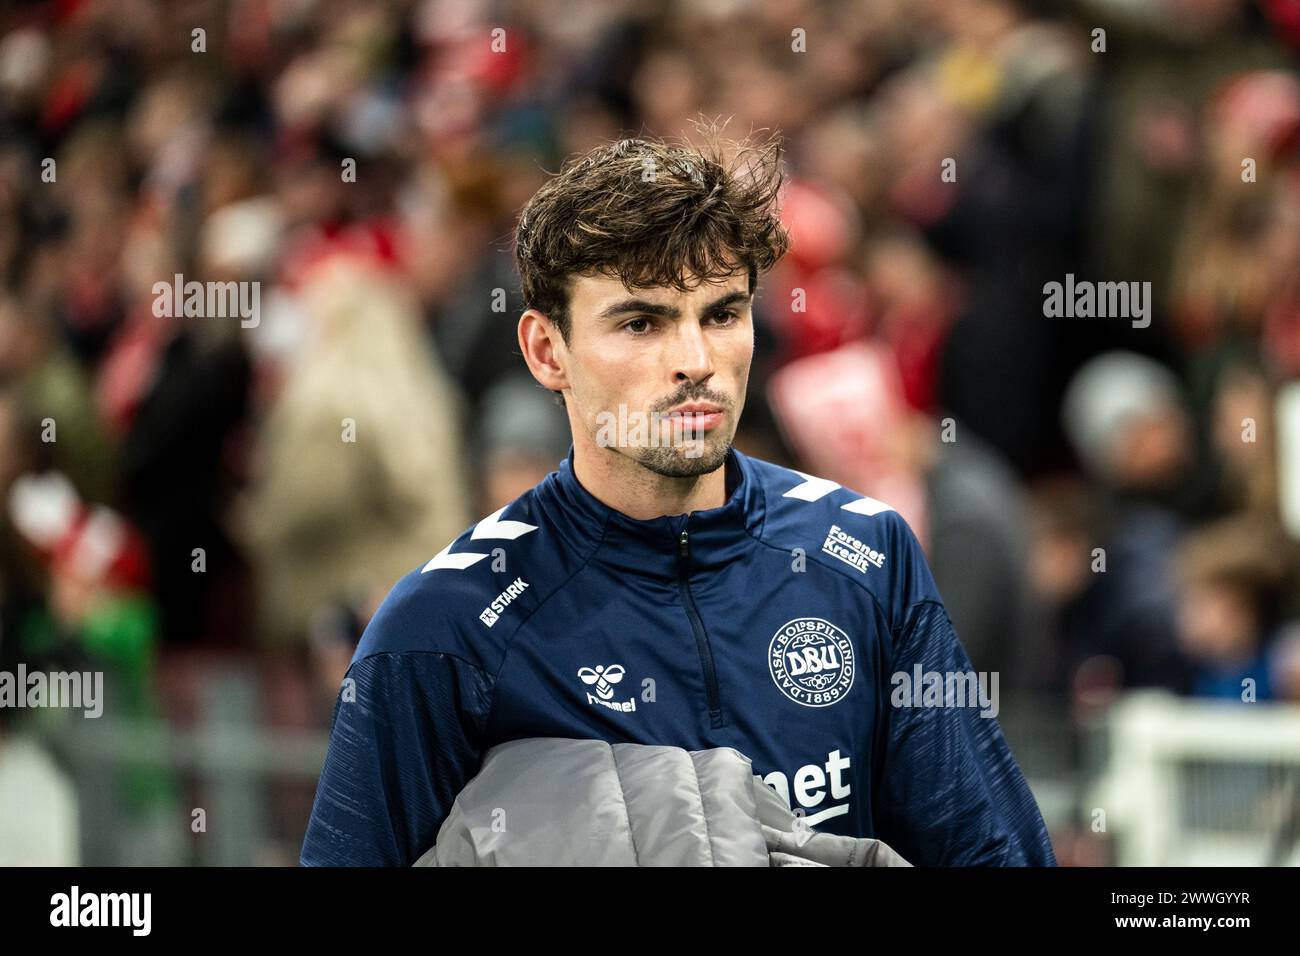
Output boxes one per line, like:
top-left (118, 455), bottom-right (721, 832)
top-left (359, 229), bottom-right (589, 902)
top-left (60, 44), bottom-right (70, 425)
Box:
top-left (635, 430), bottom-right (731, 478)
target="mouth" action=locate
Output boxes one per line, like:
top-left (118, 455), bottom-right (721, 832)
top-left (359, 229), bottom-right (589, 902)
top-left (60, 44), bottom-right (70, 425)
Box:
top-left (664, 403), bottom-right (725, 433)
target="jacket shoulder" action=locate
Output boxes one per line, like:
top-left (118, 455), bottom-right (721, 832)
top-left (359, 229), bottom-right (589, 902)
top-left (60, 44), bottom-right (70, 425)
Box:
top-left (745, 456), bottom-right (940, 629)
top-left (353, 482), bottom-right (578, 673)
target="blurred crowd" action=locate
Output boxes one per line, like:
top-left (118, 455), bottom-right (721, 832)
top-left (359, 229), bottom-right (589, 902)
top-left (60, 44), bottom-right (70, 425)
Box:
top-left (2, 0), bottom-right (1300, 863)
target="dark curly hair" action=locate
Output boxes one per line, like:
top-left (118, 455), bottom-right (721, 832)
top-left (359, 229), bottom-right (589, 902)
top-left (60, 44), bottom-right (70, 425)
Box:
top-left (514, 128), bottom-right (790, 353)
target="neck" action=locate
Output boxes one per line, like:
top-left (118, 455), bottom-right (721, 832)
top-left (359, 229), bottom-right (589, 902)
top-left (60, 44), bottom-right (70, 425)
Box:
top-left (571, 433), bottom-right (728, 521)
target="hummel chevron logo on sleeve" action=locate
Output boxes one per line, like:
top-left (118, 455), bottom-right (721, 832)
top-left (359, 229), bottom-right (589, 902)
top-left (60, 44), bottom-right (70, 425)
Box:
top-left (780, 470), bottom-right (895, 516)
top-left (840, 496), bottom-right (894, 516)
top-left (781, 471), bottom-right (840, 501)
top-left (421, 506), bottom-right (539, 573)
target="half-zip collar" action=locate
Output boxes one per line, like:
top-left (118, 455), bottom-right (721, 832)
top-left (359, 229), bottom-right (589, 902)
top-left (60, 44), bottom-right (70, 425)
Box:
top-left (541, 443), bottom-right (767, 581)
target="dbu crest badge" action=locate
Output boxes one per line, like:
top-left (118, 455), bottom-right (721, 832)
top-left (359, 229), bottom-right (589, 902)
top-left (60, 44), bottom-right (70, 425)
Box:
top-left (769, 617), bottom-right (855, 708)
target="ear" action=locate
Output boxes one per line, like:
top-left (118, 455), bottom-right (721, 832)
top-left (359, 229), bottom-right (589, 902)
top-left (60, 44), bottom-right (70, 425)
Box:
top-left (518, 309), bottom-right (569, 393)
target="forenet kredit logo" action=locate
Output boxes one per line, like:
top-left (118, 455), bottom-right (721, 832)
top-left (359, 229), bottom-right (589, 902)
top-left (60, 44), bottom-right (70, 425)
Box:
top-left (578, 664), bottom-right (637, 712)
top-left (769, 617), bottom-right (855, 708)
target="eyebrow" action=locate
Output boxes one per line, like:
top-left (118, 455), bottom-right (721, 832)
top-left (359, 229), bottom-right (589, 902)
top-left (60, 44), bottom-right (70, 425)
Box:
top-left (596, 289), bottom-right (753, 322)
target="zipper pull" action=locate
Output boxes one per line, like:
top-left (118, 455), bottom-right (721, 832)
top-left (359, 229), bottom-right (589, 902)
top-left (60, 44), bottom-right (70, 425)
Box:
top-left (678, 528), bottom-right (689, 558)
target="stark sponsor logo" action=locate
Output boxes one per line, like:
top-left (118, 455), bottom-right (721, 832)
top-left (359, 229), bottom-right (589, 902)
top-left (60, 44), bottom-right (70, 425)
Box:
top-left (480, 577), bottom-right (529, 627)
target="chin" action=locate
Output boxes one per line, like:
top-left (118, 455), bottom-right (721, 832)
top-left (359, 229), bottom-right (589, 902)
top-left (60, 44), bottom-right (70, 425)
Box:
top-left (637, 435), bottom-right (731, 478)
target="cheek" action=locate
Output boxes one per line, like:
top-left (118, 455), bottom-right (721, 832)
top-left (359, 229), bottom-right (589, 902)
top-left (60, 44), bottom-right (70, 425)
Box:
top-left (569, 345), bottom-right (644, 418)
top-left (731, 321), bottom-right (755, 361)
top-left (736, 347), bottom-right (754, 379)
top-left (727, 337), bottom-right (755, 387)
top-left (591, 341), bottom-right (660, 394)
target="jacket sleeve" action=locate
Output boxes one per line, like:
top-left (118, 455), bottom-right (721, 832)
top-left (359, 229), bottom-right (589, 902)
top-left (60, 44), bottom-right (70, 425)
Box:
top-left (300, 650), bottom-right (494, 866)
top-left (871, 597), bottom-right (1056, 866)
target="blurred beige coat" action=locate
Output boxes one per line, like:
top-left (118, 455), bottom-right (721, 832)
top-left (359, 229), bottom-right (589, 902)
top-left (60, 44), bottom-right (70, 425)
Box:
top-left (244, 260), bottom-right (470, 647)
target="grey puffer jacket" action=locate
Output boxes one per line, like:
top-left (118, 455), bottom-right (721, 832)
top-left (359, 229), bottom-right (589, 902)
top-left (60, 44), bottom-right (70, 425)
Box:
top-left (413, 738), bottom-right (910, 867)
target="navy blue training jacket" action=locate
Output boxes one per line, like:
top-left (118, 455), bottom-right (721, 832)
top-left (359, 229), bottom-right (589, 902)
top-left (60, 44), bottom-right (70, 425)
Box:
top-left (301, 446), bottom-right (1057, 866)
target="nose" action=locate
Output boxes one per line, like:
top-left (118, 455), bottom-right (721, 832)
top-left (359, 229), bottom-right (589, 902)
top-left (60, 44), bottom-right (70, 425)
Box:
top-left (671, 319), bottom-right (715, 387)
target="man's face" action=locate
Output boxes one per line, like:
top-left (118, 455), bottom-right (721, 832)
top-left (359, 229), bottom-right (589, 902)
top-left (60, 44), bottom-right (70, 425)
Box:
top-left (559, 268), bottom-right (753, 478)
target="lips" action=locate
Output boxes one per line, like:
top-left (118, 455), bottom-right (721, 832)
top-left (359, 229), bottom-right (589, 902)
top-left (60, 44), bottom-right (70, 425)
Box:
top-left (668, 403), bottom-right (723, 416)
top-left (665, 403), bottom-right (725, 432)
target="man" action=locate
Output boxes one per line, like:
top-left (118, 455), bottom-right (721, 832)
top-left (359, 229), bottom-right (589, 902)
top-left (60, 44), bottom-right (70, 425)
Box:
top-left (300, 135), bottom-right (1056, 866)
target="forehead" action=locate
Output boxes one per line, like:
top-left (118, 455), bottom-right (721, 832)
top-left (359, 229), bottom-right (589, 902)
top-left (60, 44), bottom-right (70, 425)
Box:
top-left (567, 268), bottom-right (751, 313)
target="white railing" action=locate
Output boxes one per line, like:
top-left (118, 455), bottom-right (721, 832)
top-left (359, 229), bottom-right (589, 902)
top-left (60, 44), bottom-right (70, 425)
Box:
top-left (1088, 691), bottom-right (1300, 866)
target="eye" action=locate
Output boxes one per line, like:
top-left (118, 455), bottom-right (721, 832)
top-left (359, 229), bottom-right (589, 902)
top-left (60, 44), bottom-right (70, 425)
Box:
top-left (709, 309), bottom-right (739, 325)
top-left (624, 317), bottom-right (655, 335)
